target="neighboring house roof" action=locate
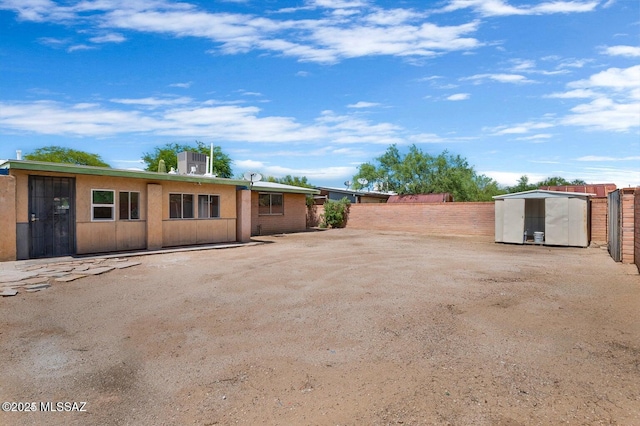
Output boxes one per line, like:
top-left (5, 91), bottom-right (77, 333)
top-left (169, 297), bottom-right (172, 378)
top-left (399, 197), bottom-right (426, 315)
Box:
top-left (387, 193), bottom-right (453, 203)
top-left (315, 186), bottom-right (392, 198)
top-left (493, 189), bottom-right (592, 200)
top-left (0, 160), bottom-right (319, 195)
top-left (538, 184), bottom-right (616, 197)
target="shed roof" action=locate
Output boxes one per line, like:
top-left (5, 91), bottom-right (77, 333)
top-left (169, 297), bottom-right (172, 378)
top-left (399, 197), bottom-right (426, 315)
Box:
top-left (493, 189), bottom-right (592, 200)
top-left (0, 160), bottom-right (319, 195)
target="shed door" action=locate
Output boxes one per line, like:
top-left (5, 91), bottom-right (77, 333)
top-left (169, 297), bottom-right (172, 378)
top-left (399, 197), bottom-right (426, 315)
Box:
top-left (29, 176), bottom-right (76, 258)
top-left (545, 197), bottom-right (569, 246)
top-left (502, 198), bottom-right (525, 244)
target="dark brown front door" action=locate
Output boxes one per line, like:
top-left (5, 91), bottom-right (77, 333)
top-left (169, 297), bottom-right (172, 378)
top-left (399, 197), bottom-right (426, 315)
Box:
top-left (29, 176), bottom-right (76, 258)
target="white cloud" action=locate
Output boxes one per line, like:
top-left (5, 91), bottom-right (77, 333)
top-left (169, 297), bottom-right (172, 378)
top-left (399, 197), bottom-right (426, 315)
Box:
top-left (488, 121), bottom-right (554, 135)
top-left (559, 65), bottom-right (640, 132)
top-left (440, 0), bottom-right (598, 17)
top-left (110, 97), bottom-right (194, 107)
top-left (67, 44), bottom-right (95, 52)
top-left (601, 45), bottom-right (640, 58)
top-left (481, 171), bottom-right (547, 186)
top-left (576, 155), bottom-right (640, 162)
top-left (446, 93), bottom-right (470, 101)
top-left (0, 98), bottom-right (414, 145)
top-left (0, 1), bottom-right (483, 63)
top-left (515, 134), bottom-right (553, 142)
top-left (544, 89), bottom-right (597, 99)
top-left (347, 101), bottom-right (380, 108)
top-left (89, 33), bottom-right (126, 43)
top-left (569, 65), bottom-right (640, 91)
top-left (462, 73), bottom-right (535, 84)
top-left (169, 82), bottom-right (192, 88)
top-left (234, 158), bottom-right (355, 180)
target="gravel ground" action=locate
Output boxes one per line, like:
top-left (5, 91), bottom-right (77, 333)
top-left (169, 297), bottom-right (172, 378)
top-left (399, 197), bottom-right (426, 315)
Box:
top-left (1, 229), bottom-right (639, 425)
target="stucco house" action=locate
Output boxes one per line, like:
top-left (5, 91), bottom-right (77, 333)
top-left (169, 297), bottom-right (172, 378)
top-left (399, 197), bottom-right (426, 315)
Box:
top-left (0, 159), bottom-right (318, 261)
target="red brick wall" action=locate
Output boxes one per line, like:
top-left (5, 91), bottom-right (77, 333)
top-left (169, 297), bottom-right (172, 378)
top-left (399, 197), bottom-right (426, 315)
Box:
top-left (635, 188), bottom-right (640, 272)
top-left (345, 202), bottom-right (495, 237)
top-left (621, 188), bottom-right (635, 264)
top-left (590, 197), bottom-right (607, 244)
top-left (252, 192), bottom-right (308, 235)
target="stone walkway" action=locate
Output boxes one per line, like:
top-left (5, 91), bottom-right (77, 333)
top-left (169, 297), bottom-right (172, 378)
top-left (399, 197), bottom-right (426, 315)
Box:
top-left (0, 258), bottom-right (141, 296)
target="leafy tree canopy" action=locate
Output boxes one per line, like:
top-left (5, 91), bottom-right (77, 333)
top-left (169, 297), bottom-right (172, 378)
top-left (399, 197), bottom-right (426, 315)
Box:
top-left (507, 175), bottom-right (588, 193)
top-left (142, 141), bottom-right (232, 178)
top-left (266, 175), bottom-right (314, 189)
top-left (24, 146), bottom-right (110, 167)
top-left (352, 144), bottom-right (504, 201)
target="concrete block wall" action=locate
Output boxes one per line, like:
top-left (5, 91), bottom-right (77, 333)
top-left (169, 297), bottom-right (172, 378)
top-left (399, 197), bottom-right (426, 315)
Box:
top-left (345, 202), bottom-right (495, 236)
top-left (621, 188), bottom-right (635, 264)
top-left (590, 197), bottom-right (607, 244)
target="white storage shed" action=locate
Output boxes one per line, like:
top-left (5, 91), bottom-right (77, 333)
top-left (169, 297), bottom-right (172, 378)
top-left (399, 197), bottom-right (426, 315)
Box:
top-left (493, 190), bottom-right (591, 247)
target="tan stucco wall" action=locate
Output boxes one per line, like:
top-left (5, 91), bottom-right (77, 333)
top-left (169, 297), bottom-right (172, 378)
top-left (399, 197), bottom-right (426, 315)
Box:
top-left (147, 183), bottom-right (163, 250)
top-left (6, 170), bottom-right (239, 257)
top-left (160, 181), bottom-right (237, 247)
top-left (236, 189), bottom-right (251, 243)
top-left (75, 174), bottom-right (149, 254)
top-left (0, 175), bottom-right (17, 261)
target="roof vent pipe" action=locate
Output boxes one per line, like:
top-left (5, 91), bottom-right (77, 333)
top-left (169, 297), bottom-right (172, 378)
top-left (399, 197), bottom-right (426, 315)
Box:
top-left (16, 150), bottom-right (22, 160)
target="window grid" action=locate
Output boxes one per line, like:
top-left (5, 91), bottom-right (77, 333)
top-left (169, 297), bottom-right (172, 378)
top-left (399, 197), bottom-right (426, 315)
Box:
top-left (91, 189), bottom-right (115, 221)
top-left (258, 192), bottom-right (284, 215)
top-left (119, 191), bottom-right (140, 220)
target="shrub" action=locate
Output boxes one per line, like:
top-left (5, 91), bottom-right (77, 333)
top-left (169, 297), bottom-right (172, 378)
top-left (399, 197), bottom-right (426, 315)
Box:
top-left (322, 197), bottom-right (351, 228)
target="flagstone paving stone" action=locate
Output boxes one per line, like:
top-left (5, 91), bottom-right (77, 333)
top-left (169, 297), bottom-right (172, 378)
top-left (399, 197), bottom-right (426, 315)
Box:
top-left (2, 255), bottom-right (146, 297)
top-left (55, 274), bottom-right (87, 282)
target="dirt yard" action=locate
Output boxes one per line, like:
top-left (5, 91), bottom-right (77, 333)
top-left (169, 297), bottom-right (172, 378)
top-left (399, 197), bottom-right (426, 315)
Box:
top-left (1, 229), bottom-right (639, 425)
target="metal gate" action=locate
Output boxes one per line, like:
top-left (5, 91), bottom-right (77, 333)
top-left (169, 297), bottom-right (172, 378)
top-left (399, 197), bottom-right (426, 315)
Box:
top-left (29, 176), bottom-right (76, 258)
top-left (608, 189), bottom-right (621, 262)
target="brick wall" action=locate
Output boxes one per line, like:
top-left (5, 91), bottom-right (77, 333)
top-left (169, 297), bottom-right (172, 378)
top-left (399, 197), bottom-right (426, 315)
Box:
top-left (635, 188), bottom-right (640, 273)
top-left (590, 197), bottom-right (607, 244)
top-left (252, 192), bottom-right (308, 235)
top-left (344, 202), bottom-right (495, 236)
top-left (621, 188), bottom-right (636, 264)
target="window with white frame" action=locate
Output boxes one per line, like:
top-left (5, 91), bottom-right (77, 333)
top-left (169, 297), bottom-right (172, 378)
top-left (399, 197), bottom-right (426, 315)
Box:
top-left (119, 191), bottom-right (140, 220)
top-left (198, 194), bottom-right (220, 218)
top-left (92, 189), bottom-right (115, 221)
top-left (169, 193), bottom-right (194, 219)
top-left (258, 192), bottom-right (284, 215)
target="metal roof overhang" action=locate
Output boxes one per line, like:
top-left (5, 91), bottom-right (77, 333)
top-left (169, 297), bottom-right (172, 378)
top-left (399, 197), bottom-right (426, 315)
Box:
top-left (0, 160), bottom-right (319, 195)
top-left (493, 189), bottom-right (593, 200)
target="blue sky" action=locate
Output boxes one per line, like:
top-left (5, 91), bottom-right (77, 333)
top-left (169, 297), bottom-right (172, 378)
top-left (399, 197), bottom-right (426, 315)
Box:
top-left (1, 0), bottom-right (639, 189)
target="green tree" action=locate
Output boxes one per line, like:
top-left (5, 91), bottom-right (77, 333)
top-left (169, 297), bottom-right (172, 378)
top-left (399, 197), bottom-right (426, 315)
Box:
top-left (537, 176), bottom-right (587, 186)
top-left (266, 175), bottom-right (314, 189)
top-left (142, 141), bottom-right (232, 178)
top-left (352, 144), bottom-right (502, 201)
top-left (507, 175), bottom-right (588, 193)
top-left (24, 146), bottom-right (110, 167)
top-left (507, 175), bottom-right (538, 193)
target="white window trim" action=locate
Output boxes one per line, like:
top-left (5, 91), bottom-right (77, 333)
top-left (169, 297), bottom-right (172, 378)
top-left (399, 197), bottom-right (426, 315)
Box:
top-left (91, 189), bottom-right (115, 222)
